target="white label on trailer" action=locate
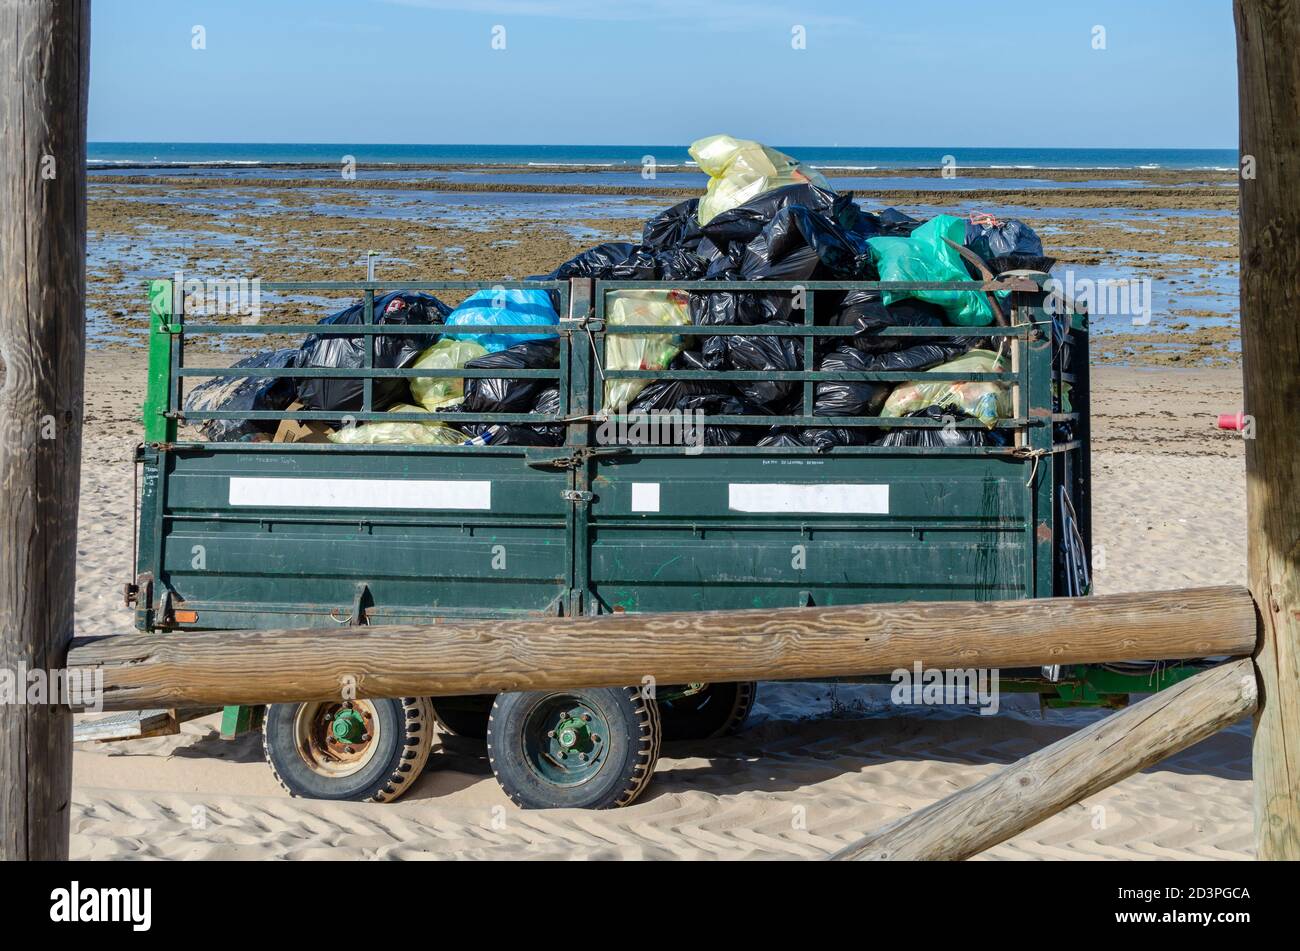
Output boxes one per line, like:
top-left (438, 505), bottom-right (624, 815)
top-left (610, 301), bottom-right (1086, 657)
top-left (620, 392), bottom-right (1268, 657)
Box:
top-left (727, 483), bottom-right (889, 514)
top-left (229, 477), bottom-right (492, 510)
top-left (630, 482), bottom-right (660, 513)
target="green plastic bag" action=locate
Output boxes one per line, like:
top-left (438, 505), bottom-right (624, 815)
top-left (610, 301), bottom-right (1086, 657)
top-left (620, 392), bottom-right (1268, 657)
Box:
top-left (328, 404), bottom-right (466, 446)
top-left (881, 349), bottom-right (1010, 427)
top-left (603, 289), bottom-right (690, 412)
top-left (408, 338), bottom-right (488, 410)
top-left (868, 215), bottom-right (994, 326)
top-left (689, 134), bottom-right (831, 225)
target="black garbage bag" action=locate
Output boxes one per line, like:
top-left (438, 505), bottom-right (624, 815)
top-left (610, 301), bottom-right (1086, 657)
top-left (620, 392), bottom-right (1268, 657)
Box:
top-left (965, 217), bottom-right (1053, 273)
top-left (671, 349), bottom-right (711, 372)
top-left (460, 340), bottom-right (560, 414)
top-left (741, 204), bottom-right (871, 281)
top-left (757, 426), bottom-right (872, 451)
top-left (547, 242), bottom-right (658, 281)
top-left (642, 198), bottom-right (703, 251)
top-left (803, 426), bottom-right (873, 451)
top-left (813, 347), bottom-right (892, 418)
top-left (965, 217), bottom-right (1043, 260)
top-left (626, 385), bottom-right (750, 447)
top-left (528, 386), bottom-right (566, 445)
top-left (875, 405), bottom-right (1009, 448)
top-left (756, 427), bottom-right (808, 449)
top-left (629, 377), bottom-right (735, 411)
top-left (691, 288), bottom-right (797, 334)
top-left (688, 187), bottom-right (869, 351)
top-left (184, 347), bottom-right (299, 441)
top-left (876, 207), bottom-right (923, 237)
top-left (457, 385), bottom-right (565, 447)
top-left (654, 247), bottom-right (709, 280)
top-left (814, 341), bottom-right (969, 419)
top-left (829, 292), bottom-right (947, 354)
top-left (678, 392), bottom-right (752, 446)
top-left (700, 183), bottom-right (842, 247)
top-left (296, 292), bottom-right (449, 412)
top-left (723, 322), bottom-right (803, 414)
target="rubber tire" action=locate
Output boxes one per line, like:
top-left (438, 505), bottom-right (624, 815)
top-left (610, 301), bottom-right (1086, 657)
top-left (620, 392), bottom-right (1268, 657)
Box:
top-left (264, 697), bottom-right (435, 803)
top-left (487, 687), bottom-right (660, 810)
top-left (658, 682), bottom-right (757, 742)
top-left (431, 696), bottom-right (492, 740)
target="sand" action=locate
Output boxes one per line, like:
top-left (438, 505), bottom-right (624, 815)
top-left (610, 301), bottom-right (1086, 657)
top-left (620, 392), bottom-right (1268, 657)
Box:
top-left (68, 351), bottom-right (1252, 860)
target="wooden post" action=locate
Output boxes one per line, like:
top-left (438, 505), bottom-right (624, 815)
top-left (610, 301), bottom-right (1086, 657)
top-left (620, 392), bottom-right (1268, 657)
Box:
top-left (0, 0), bottom-right (90, 861)
top-left (1236, 0), bottom-right (1300, 861)
top-left (831, 658), bottom-right (1259, 860)
top-left (66, 587), bottom-right (1256, 711)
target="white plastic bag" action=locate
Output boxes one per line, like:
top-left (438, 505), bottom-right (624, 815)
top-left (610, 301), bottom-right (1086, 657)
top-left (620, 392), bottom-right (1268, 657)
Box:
top-left (603, 289), bottom-right (690, 412)
top-left (408, 338), bottom-right (488, 410)
top-left (881, 350), bottom-right (1011, 427)
top-left (329, 404), bottom-right (466, 445)
top-left (689, 134), bottom-right (831, 225)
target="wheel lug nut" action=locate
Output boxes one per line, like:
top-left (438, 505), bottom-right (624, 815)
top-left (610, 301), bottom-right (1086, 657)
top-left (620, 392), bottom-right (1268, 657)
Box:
top-left (345, 746), bottom-right (355, 753)
top-left (579, 753), bottom-right (588, 762)
top-left (592, 735), bottom-right (601, 743)
top-left (581, 714), bottom-right (591, 722)
top-left (547, 730), bottom-right (556, 738)
top-left (360, 734), bottom-right (370, 742)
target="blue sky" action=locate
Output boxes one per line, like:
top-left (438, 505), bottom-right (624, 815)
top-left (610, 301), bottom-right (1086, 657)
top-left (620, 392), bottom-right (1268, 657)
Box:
top-left (88, 0), bottom-right (1239, 147)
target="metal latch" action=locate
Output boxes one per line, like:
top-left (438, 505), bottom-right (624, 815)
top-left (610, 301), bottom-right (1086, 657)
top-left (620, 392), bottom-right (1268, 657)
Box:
top-left (562, 490), bottom-right (594, 503)
top-left (529, 446), bottom-right (630, 471)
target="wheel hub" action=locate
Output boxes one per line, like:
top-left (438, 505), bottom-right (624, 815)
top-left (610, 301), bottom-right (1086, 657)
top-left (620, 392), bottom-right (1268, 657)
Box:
top-left (294, 701), bottom-right (379, 776)
top-left (554, 713), bottom-right (594, 753)
top-left (524, 698), bottom-right (610, 785)
top-left (330, 709), bottom-right (367, 744)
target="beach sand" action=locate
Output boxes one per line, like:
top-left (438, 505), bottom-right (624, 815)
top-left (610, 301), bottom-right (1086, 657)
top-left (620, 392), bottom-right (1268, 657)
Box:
top-left (69, 350), bottom-right (1251, 860)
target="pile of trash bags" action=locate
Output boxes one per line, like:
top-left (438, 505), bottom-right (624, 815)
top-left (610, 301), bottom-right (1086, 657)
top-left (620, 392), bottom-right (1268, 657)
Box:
top-left (187, 134), bottom-right (1051, 450)
top-left (184, 287), bottom-right (566, 447)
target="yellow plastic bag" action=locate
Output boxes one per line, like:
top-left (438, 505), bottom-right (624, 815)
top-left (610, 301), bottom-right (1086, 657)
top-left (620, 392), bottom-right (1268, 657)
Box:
top-left (408, 339), bottom-right (488, 410)
top-left (689, 134), bottom-right (831, 225)
top-left (328, 404), bottom-right (466, 445)
top-left (881, 350), bottom-right (1011, 427)
top-left (603, 289), bottom-right (690, 412)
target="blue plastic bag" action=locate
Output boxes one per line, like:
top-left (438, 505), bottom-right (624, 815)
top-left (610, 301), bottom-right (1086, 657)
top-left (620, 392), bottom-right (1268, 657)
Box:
top-left (443, 288), bottom-right (560, 353)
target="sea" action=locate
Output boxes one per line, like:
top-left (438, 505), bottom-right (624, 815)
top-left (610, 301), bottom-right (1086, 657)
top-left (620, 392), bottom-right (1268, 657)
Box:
top-left (88, 142), bottom-right (1237, 171)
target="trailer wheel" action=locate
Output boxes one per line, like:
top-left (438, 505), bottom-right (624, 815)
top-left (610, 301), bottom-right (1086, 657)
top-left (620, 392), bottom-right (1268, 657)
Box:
top-left (658, 681), bottom-right (757, 741)
top-left (263, 697), bottom-right (435, 803)
top-left (487, 687), bottom-right (660, 810)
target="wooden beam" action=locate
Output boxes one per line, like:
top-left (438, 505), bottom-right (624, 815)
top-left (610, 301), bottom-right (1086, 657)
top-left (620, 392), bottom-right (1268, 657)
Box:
top-left (67, 586), bottom-right (1255, 711)
top-left (1236, 0), bottom-right (1300, 861)
top-left (831, 658), bottom-right (1259, 861)
top-left (0, 0), bottom-right (90, 861)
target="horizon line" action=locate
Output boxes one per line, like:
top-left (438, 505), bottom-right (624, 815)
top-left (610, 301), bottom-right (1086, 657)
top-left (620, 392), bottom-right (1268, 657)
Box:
top-left (86, 139), bottom-right (1241, 152)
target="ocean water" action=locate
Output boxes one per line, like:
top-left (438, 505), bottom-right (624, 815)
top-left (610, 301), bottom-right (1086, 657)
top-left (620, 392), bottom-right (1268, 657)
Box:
top-left (88, 141), bottom-right (1238, 171)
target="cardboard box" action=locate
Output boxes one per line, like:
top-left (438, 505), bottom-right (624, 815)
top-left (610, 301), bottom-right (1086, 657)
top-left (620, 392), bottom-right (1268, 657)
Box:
top-left (273, 402), bottom-right (334, 444)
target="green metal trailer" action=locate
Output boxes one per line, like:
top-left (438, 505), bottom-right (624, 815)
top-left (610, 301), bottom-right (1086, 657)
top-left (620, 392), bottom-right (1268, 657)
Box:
top-left (121, 273), bottom-right (1201, 808)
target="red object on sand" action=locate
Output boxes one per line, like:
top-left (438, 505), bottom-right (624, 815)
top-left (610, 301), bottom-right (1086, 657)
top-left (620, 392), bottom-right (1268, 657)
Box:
top-left (1216, 412), bottom-right (1248, 431)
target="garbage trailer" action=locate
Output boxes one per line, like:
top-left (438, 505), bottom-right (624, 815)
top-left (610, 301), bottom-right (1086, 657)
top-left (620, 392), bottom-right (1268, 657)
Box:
top-left (119, 273), bottom-right (1160, 810)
